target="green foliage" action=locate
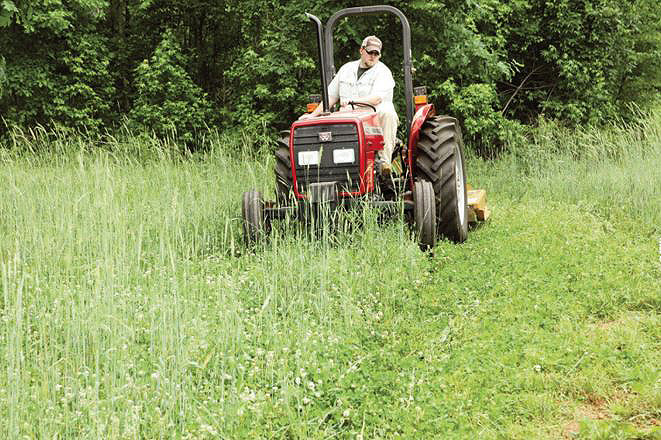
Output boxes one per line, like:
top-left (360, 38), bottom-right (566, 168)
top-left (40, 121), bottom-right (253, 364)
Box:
top-left (438, 80), bottom-right (524, 155)
top-left (406, 0), bottom-right (661, 151)
top-left (0, 32), bottom-right (115, 133)
top-left (129, 30), bottom-right (213, 146)
top-left (222, 0), bottom-right (324, 130)
top-left (495, 0), bottom-right (661, 125)
top-left (0, 0), bottom-right (114, 134)
top-left (0, 0), bottom-right (660, 150)
top-left (0, 0), bottom-right (18, 26)
top-left (2, 0), bottom-right (107, 33)
top-left (225, 27), bottom-right (315, 129)
top-left (55, 34), bottom-right (116, 131)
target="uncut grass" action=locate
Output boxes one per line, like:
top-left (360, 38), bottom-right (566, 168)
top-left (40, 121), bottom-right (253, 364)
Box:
top-left (471, 108), bottom-right (661, 236)
top-left (0, 135), bottom-right (429, 437)
top-left (1, 109), bottom-right (659, 438)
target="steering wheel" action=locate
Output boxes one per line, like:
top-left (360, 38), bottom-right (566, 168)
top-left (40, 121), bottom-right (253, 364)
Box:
top-left (348, 101), bottom-right (377, 112)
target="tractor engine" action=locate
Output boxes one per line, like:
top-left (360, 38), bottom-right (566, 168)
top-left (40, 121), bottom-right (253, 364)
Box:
top-left (289, 112), bottom-right (385, 199)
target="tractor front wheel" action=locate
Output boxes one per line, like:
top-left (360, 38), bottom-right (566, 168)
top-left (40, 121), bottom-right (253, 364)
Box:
top-left (275, 130), bottom-right (294, 203)
top-left (415, 116), bottom-right (468, 243)
top-left (413, 180), bottom-right (436, 251)
top-left (242, 190), bottom-right (270, 247)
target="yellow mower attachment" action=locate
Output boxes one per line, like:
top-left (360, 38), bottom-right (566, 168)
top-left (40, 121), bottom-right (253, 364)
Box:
top-left (466, 186), bottom-right (490, 223)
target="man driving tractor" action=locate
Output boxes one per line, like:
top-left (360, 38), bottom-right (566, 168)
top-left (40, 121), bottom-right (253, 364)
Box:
top-left (300, 35), bottom-right (398, 175)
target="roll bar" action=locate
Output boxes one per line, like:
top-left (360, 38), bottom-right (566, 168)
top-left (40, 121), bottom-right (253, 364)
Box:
top-left (323, 6), bottom-right (414, 132)
top-left (305, 13), bottom-right (330, 114)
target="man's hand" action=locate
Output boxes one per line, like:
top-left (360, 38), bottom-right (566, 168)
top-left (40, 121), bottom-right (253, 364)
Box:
top-left (352, 95), bottom-right (382, 106)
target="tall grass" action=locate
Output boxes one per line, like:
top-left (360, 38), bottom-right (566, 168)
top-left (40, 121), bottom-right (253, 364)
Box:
top-left (0, 110), bottom-right (659, 438)
top-left (0, 127), bottom-right (427, 437)
top-left (469, 107), bottom-right (661, 236)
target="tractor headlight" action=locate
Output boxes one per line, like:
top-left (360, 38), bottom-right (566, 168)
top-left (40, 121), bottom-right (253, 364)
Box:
top-left (298, 150), bottom-right (320, 166)
top-left (333, 148), bottom-right (355, 164)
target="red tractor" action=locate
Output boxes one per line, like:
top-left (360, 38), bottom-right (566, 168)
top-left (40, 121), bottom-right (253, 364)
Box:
top-left (242, 5), bottom-right (488, 249)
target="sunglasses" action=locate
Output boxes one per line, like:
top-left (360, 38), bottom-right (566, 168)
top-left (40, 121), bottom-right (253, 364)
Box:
top-left (365, 50), bottom-right (380, 56)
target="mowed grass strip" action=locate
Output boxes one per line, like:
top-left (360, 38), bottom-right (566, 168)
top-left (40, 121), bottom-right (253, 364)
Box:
top-left (416, 202), bottom-right (659, 439)
top-left (0, 109), bottom-right (659, 438)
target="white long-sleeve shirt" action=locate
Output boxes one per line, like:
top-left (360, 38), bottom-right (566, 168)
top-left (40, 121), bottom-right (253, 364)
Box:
top-left (327, 60), bottom-right (396, 114)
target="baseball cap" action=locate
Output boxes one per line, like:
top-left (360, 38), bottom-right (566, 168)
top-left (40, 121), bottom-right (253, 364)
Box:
top-left (361, 35), bottom-right (382, 54)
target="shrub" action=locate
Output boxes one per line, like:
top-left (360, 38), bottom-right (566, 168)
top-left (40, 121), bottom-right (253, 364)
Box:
top-left (129, 30), bottom-right (214, 148)
top-left (438, 80), bottom-right (524, 156)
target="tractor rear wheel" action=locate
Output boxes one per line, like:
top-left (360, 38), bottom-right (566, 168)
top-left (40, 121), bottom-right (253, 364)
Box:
top-left (415, 116), bottom-right (468, 243)
top-left (413, 180), bottom-right (436, 251)
top-left (242, 190), bottom-right (270, 246)
top-left (275, 130), bottom-right (293, 203)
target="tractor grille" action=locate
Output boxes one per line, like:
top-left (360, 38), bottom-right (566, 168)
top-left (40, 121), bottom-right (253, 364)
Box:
top-left (293, 123), bottom-right (361, 193)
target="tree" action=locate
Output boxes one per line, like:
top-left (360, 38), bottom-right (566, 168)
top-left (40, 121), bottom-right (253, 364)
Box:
top-left (0, 0), bottom-right (115, 133)
top-left (129, 29), bottom-right (214, 146)
top-left (0, 0), bottom-right (659, 150)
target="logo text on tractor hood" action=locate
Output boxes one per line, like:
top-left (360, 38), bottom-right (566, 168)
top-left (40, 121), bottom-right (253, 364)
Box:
top-left (318, 131), bottom-right (332, 142)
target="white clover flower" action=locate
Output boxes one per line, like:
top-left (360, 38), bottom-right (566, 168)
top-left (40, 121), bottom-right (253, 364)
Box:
top-left (201, 424), bottom-right (217, 435)
top-left (240, 388), bottom-right (256, 402)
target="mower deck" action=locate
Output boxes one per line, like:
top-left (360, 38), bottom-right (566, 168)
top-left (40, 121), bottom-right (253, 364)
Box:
top-left (467, 189), bottom-right (490, 223)
top-left (265, 183), bottom-right (490, 225)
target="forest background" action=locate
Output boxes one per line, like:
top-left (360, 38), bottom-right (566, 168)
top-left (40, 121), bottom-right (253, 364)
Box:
top-left (0, 0), bottom-right (660, 152)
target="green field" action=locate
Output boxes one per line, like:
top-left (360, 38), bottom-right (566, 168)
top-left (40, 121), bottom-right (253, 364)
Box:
top-left (1, 112), bottom-right (659, 438)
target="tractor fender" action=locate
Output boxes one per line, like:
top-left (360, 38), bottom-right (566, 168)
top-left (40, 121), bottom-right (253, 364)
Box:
top-left (407, 103), bottom-right (436, 178)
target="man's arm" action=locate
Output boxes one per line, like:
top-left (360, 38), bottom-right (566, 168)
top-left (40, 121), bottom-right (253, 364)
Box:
top-left (363, 64), bottom-right (395, 108)
top-left (347, 95), bottom-right (382, 106)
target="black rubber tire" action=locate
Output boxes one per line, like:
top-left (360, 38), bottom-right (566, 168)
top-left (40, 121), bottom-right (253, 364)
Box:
top-left (275, 130), bottom-right (293, 203)
top-left (413, 180), bottom-right (436, 251)
top-left (414, 115), bottom-right (468, 243)
top-left (242, 190), bottom-right (269, 246)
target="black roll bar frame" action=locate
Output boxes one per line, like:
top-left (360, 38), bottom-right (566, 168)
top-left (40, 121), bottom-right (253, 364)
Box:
top-left (305, 13), bottom-right (330, 114)
top-left (323, 6), bottom-right (414, 134)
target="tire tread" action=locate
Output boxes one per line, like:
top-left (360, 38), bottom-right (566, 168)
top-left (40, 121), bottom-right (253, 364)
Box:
top-left (414, 116), bottom-right (468, 242)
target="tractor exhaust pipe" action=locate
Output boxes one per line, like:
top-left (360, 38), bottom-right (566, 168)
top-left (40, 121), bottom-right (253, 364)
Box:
top-left (305, 13), bottom-right (330, 114)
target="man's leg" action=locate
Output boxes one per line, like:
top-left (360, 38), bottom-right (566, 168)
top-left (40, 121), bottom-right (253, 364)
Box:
top-left (377, 110), bottom-right (399, 165)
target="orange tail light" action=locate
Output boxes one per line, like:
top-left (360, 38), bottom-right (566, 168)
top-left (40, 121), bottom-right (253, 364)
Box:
top-left (414, 86), bottom-right (428, 108)
top-left (414, 95), bottom-right (428, 105)
top-left (307, 94), bottom-right (321, 113)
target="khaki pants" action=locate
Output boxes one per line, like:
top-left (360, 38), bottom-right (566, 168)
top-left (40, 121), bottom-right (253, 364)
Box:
top-left (377, 110), bottom-right (399, 164)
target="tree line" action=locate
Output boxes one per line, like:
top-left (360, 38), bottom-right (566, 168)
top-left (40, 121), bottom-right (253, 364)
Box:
top-left (1, 0), bottom-right (659, 152)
